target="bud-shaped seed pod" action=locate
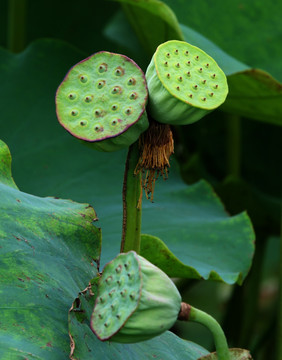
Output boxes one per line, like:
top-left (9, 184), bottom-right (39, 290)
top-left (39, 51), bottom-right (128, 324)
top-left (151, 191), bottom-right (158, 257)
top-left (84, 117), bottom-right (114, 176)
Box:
top-left (146, 40), bottom-right (228, 125)
top-left (56, 52), bottom-right (149, 152)
top-left (91, 251), bottom-right (181, 343)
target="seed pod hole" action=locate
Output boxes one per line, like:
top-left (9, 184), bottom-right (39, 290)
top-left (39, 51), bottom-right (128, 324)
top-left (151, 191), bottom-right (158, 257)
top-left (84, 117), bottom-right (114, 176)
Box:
top-left (112, 86), bottom-right (122, 94)
top-left (111, 119), bottom-right (118, 126)
top-left (115, 66), bottom-right (124, 76)
top-left (127, 78), bottom-right (136, 85)
top-left (98, 63), bottom-right (108, 73)
top-left (71, 110), bottom-right (78, 116)
top-left (84, 95), bottom-right (92, 103)
top-left (80, 75), bottom-right (88, 83)
top-left (125, 108), bottom-right (132, 115)
top-left (68, 93), bottom-right (76, 100)
top-left (129, 92), bottom-right (137, 100)
top-left (80, 120), bottom-right (87, 126)
top-left (174, 49), bottom-right (179, 55)
top-left (97, 80), bottom-right (105, 89)
top-left (115, 265), bottom-right (122, 273)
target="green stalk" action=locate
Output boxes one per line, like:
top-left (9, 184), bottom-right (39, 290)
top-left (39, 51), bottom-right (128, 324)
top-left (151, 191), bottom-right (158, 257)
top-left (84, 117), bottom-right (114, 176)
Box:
top-left (7, 0), bottom-right (27, 53)
top-left (189, 306), bottom-right (230, 360)
top-left (120, 141), bottom-right (142, 253)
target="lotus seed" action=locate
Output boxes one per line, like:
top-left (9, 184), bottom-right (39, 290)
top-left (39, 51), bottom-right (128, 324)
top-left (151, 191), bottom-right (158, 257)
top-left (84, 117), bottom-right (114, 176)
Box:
top-left (111, 119), bottom-right (118, 126)
top-left (94, 124), bottom-right (101, 131)
top-left (166, 53), bottom-right (170, 58)
top-left (111, 304), bottom-right (115, 310)
top-left (193, 85), bottom-right (198, 90)
top-left (94, 110), bottom-right (101, 117)
top-left (209, 92), bottom-right (214, 97)
top-left (202, 79), bottom-right (207, 84)
top-left (211, 74), bottom-right (216, 79)
top-left (98, 63), bottom-right (107, 73)
top-left (178, 76), bottom-right (183, 82)
top-left (125, 108), bottom-right (132, 115)
top-left (176, 86), bottom-right (180, 91)
top-left (186, 71), bottom-right (191, 77)
top-left (176, 63), bottom-right (180, 68)
top-left (71, 110), bottom-right (78, 116)
top-left (116, 314), bottom-right (121, 319)
top-left (104, 323), bottom-right (109, 328)
top-left (80, 120), bottom-right (87, 126)
top-left (115, 66), bottom-right (124, 76)
top-left (80, 75), bottom-right (88, 83)
top-left (198, 68), bottom-right (203, 73)
top-left (164, 61), bottom-right (168, 67)
top-left (112, 86), bottom-right (120, 94)
top-left (98, 314), bottom-right (103, 319)
top-left (130, 292), bottom-right (136, 300)
top-left (85, 96), bottom-right (92, 103)
top-left (202, 97), bottom-right (207, 101)
top-left (68, 93), bottom-right (76, 100)
top-left (189, 94), bottom-right (193, 98)
top-left (106, 276), bottom-right (113, 284)
top-left (205, 63), bottom-right (210, 68)
top-left (195, 55), bottom-right (199, 61)
top-left (167, 74), bottom-right (170, 79)
top-left (185, 50), bottom-right (189, 55)
top-left (115, 264), bottom-right (122, 273)
top-left (124, 263), bottom-right (128, 268)
top-left (127, 78), bottom-right (136, 85)
top-left (214, 84), bottom-right (219, 89)
top-left (187, 61), bottom-right (191, 66)
top-left (99, 296), bottom-right (104, 303)
top-left (129, 93), bottom-right (137, 100)
top-left (174, 49), bottom-right (179, 54)
top-left (97, 81), bottom-right (105, 89)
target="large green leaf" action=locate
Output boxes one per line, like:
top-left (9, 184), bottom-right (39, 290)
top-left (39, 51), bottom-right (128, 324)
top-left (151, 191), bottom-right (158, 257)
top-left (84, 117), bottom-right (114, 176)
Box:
top-left (68, 279), bottom-right (209, 359)
top-left (0, 140), bottom-right (211, 359)
top-left (0, 140), bottom-right (101, 358)
top-left (0, 39), bottom-right (254, 285)
top-left (113, 0), bottom-right (184, 55)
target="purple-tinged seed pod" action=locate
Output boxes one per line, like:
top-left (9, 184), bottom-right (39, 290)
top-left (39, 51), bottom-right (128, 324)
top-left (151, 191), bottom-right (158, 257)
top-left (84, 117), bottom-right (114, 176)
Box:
top-left (56, 51), bottom-right (149, 152)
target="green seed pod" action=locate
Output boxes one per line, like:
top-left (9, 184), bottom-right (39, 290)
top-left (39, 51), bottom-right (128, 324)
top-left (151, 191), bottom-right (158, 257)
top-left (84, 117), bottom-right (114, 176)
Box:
top-left (146, 40), bottom-right (228, 125)
top-left (56, 52), bottom-right (149, 152)
top-left (91, 251), bottom-right (181, 343)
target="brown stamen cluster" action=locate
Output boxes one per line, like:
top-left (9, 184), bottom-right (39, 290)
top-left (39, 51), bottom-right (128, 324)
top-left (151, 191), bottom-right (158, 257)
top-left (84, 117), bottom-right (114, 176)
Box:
top-left (135, 120), bottom-right (174, 201)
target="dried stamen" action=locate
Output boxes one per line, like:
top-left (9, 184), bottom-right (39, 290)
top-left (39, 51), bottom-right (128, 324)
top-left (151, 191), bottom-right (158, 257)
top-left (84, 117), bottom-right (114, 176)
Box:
top-left (134, 121), bottom-right (174, 202)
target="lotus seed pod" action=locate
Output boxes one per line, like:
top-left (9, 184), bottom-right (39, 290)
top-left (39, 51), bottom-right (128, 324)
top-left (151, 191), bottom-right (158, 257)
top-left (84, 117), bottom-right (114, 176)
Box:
top-left (146, 40), bottom-right (228, 125)
top-left (56, 52), bottom-right (149, 152)
top-left (91, 251), bottom-right (181, 343)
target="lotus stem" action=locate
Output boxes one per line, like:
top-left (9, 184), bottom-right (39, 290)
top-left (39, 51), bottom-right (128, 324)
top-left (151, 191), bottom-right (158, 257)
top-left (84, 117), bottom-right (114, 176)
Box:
top-left (120, 141), bottom-right (142, 253)
top-left (178, 303), bottom-right (230, 360)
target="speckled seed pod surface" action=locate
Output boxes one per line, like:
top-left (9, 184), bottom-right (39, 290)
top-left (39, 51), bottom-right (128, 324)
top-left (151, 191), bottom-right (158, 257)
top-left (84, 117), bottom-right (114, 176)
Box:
top-left (56, 52), bottom-right (148, 151)
top-left (146, 40), bottom-right (228, 125)
top-left (91, 252), bottom-right (142, 341)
